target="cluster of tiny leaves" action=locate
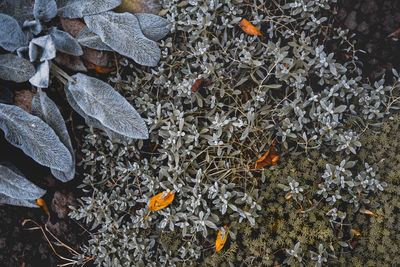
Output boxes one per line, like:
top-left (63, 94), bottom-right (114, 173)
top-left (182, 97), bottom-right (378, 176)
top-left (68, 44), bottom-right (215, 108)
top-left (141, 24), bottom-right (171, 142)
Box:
top-left (70, 0), bottom-right (400, 265)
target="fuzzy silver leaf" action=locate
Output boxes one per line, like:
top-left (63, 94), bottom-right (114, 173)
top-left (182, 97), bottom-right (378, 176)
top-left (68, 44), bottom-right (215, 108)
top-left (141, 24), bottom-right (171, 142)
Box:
top-left (32, 90), bottom-right (75, 182)
top-left (0, 54), bottom-right (35, 83)
top-left (31, 35), bottom-right (56, 62)
top-left (29, 60), bottom-right (50, 88)
top-left (76, 26), bottom-right (113, 51)
top-left (0, 13), bottom-right (28, 52)
top-left (0, 164), bottom-right (46, 207)
top-left (65, 73), bottom-right (149, 139)
top-left (0, 103), bottom-right (72, 171)
top-left (134, 13), bottom-right (170, 41)
top-left (49, 27), bottom-right (83, 56)
top-left (57, 0), bottom-right (121, 18)
top-left (84, 11), bottom-right (160, 67)
top-left (34, 0), bottom-right (57, 22)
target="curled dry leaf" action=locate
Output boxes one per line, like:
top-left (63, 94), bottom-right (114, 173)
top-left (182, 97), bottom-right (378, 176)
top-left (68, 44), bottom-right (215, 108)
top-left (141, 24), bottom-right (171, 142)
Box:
top-left (238, 18), bottom-right (263, 38)
top-left (351, 228), bottom-right (361, 237)
top-left (360, 209), bottom-right (378, 217)
top-left (215, 225), bottom-right (229, 252)
top-left (250, 144), bottom-right (279, 170)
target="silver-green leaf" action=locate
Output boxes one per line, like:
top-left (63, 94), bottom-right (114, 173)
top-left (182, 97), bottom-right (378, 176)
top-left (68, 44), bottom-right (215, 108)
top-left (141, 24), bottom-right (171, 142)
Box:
top-left (0, 164), bottom-right (46, 207)
top-left (32, 90), bottom-right (75, 182)
top-left (0, 54), bottom-right (35, 83)
top-left (49, 27), bottom-right (83, 56)
top-left (0, 103), bottom-right (72, 171)
top-left (65, 73), bottom-right (149, 139)
top-left (34, 0), bottom-right (57, 22)
top-left (0, 13), bottom-right (28, 52)
top-left (134, 13), bottom-right (170, 41)
top-left (57, 0), bottom-right (121, 18)
top-left (76, 27), bottom-right (113, 51)
top-left (29, 60), bottom-right (51, 88)
top-left (84, 11), bottom-right (160, 67)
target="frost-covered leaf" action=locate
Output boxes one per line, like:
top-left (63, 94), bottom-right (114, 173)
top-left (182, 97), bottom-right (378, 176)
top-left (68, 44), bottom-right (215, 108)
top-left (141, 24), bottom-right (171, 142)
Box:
top-left (0, 164), bottom-right (46, 208)
top-left (29, 60), bottom-right (51, 88)
top-left (57, 0), bottom-right (121, 18)
top-left (34, 0), bottom-right (57, 22)
top-left (23, 20), bottom-right (43, 36)
top-left (84, 11), bottom-right (160, 67)
top-left (0, 54), bottom-right (35, 83)
top-left (32, 90), bottom-right (75, 182)
top-left (76, 27), bottom-right (113, 51)
top-left (31, 35), bottom-right (56, 62)
top-left (134, 13), bottom-right (170, 41)
top-left (0, 0), bottom-right (35, 24)
top-left (65, 73), bottom-right (149, 139)
top-left (0, 13), bottom-right (28, 52)
top-left (49, 27), bottom-right (83, 56)
top-left (0, 104), bottom-right (72, 171)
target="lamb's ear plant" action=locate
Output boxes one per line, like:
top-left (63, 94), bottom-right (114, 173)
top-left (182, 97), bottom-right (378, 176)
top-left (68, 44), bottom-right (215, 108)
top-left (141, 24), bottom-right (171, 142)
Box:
top-left (0, 0), bottom-right (170, 207)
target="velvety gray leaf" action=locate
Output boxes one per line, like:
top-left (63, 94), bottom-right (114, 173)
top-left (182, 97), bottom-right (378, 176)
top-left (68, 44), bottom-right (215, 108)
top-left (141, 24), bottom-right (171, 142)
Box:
top-left (0, 0), bottom-right (35, 24)
top-left (32, 90), bottom-right (75, 182)
top-left (76, 27), bottom-right (113, 51)
top-left (134, 13), bottom-right (170, 41)
top-left (0, 54), bottom-right (35, 83)
top-left (31, 35), bottom-right (56, 62)
top-left (84, 11), bottom-right (160, 67)
top-left (65, 73), bottom-right (148, 139)
top-left (23, 20), bottom-right (43, 35)
top-left (49, 27), bottom-right (83, 56)
top-left (57, 0), bottom-right (122, 18)
top-left (0, 164), bottom-right (46, 200)
top-left (29, 42), bottom-right (40, 62)
top-left (0, 104), bottom-right (72, 171)
top-left (34, 0), bottom-right (57, 22)
top-left (0, 13), bottom-right (28, 52)
top-left (65, 89), bottom-right (130, 141)
top-left (29, 60), bottom-right (50, 88)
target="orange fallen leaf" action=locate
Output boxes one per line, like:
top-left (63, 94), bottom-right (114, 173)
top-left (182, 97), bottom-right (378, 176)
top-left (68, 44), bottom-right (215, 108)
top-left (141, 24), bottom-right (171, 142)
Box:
top-left (216, 225), bottom-right (229, 252)
top-left (285, 194), bottom-right (293, 200)
top-left (387, 28), bottom-right (400, 39)
top-left (360, 209), bottom-right (378, 217)
top-left (145, 191), bottom-right (175, 220)
top-left (351, 228), bottom-right (361, 237)
top-left (86, 62), bottom-right (116, 74)
top-left (238, 19), bottom-right (263, 38)
top-left (36, 198), bottom-right (50, 218)
top-left (251, 145), bottom-right (279, 170)
top-left (191, 77), bottom-right (204, 92)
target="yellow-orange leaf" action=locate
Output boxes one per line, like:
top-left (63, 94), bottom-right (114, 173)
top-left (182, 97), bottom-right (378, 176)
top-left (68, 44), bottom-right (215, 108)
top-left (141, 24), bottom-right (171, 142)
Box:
top-left (216, 225), bottom-right (229, 252)
top-left (270, 219), bottom-right (280, 233)
top-left (351, 229), bottom-right (361, 236)
top-left (238, 19), bottom-right (263, 38)
top-left (36, 198), bottom-right (50, 217)
top-left (149, 191), bottom-right (175, 211)
top-left (251, 145), bottom-right (279, 170)
top-left (285, 194), bottom-right (293, 200)
top-left (360, 209), bottom-right (378, 217)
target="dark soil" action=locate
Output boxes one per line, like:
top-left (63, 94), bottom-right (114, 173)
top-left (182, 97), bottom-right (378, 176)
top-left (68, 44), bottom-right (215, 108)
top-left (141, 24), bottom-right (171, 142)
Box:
top-left (1, 0), bottom-right (400, 266)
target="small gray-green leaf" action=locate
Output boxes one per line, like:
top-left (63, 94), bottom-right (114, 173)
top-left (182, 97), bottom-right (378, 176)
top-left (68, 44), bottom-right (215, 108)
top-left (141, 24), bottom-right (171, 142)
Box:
top-left (0, 54), bottom-right (35, 83)
top-left (0, 164), bottom-right (46, 203)
top-left (65, 73), bottom-right (149, 139)
top-left (57, 0), bottom-right (121, 18)
top-left (134, 13), bottom-right (170, 41)
top-left (334, 105), bottom-right (347, 113)
top-left (76, 27), bottom-right (113, 51)
top-left (84, 11), bottom-right (160, 67)
top-left (49, 27), bottom-right (83, 56)
top-left (32, 90), bottom-right (75, 182)
top-left (34, 0), bottom-right (57, 22)
top-left (0, 104), bottom-right (72, 171)
top-left (0, 13), bottom-right (28, 51)
top-left (31, 35), bottom-right (56, 62)
top-left (29, 60), bottom-right (51, 88)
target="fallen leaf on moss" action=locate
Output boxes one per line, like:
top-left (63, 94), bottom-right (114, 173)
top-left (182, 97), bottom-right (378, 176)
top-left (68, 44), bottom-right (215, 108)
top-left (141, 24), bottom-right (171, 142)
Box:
top-left (251, 144), bottom-right (279, 170)
top-left (86, 62), bottom-right (116, 74)
top-left (270, 219), bottom-right (280, 233)
top-left (145, 191), bottom-right (175, 220)
top-left (360, 209), bottom-right (378, 217)
top-left (238, 19), bottom-right (263, 38)
top-left (36, 197), bottom-right (50, 217)
top-left (351, 228), bottom-right (361, 237)
top-left (216, 225), bottom-right (229, 252)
